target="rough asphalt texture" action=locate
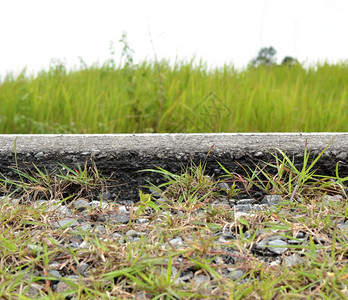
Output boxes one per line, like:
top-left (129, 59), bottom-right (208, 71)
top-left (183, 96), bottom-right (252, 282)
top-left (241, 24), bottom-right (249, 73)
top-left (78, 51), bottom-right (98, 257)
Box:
top-left (0, 133), bottom-right (347, 201)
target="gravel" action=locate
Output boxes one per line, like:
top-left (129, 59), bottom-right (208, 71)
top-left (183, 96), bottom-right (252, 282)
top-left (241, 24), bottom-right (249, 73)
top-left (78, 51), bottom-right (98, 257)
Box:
top-left (1, 192), bottom-right (346, 296)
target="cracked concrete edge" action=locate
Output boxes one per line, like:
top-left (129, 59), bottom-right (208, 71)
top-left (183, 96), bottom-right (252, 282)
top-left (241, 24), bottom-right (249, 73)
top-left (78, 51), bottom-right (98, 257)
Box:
top-left (0, 133), bottom-right (347, 201)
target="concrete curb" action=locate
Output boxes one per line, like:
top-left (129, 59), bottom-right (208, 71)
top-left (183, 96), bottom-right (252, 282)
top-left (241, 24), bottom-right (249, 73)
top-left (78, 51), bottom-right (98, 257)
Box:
top-left (0, 133), bottom-right (347, 201)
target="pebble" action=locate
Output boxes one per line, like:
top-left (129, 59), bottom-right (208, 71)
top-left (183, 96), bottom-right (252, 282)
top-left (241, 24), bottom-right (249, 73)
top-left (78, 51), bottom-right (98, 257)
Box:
top-left (193, 274), bottom-right (210, 285)
top-left (2, 186), bottom-right (345, 297)
top-left (48, 269), bottom-right (62, 278)
top-left (261, 195), bottom-right (282, 206)
top-left (108, 212), bottom-right (130, 224)
top-left (267, 240), bottom-right (288, 254)
top-left (72, 199), bottom-right (90, 211)
top-left (218, 182), bottom-right (230, 191)
top-left (90, 200), bottom-right (111, 209)
top-left (77, 263), bottom-right (90, 276)
top-left (27, 244), bottom-right (44, 252)
top-left (113, 232), bottom-right (125, 243)
top-left (168, 237), bottom-right (184, 248)
top-left (212, 201), bottom-right (231, 210)
top-left (54, 275), bottom-right (79, 293)
top-left (283, 254), bottom-right (305, 267)
top-left (126, 229), bottom-right (145, 241)
top-left (235, 204), bottom-right (252, 212)
top-left (179, 271), bottom-right (194, 283)
top-left (234, 211), bottom-right (257, 219)
top-left (34, 151), bottom-right (44, 158)
top-left (336, 152), bottom-right (347, 160)
top-left (51, 218), bottom-right (79, 228)
top-left (227, 268), bottom-right (244, 280)
top-left (237, 199), bottom-right (255, 205)
top-left (136, 218), bottom-right (149, 224)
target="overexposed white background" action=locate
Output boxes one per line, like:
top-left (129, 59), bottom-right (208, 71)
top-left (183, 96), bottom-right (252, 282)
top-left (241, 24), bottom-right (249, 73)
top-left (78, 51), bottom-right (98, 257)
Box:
top-left (0, 0), bottom-right (347, 78)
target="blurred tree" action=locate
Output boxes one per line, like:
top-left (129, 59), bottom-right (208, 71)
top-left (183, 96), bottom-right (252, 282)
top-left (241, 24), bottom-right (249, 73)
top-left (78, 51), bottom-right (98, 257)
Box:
top-left (250, 46), bottom-right (277, 67)
top-left (281, 56), bottom-right (299, 67)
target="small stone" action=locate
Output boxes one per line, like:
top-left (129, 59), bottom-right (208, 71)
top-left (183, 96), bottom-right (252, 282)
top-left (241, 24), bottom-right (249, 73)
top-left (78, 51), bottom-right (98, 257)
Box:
top-left (168, 237), bottom-right (183, 248)
top-left (254, 239), bottom-right (268, 250)
top-left (45, 200), bottom-right (71, 215)
top-left (177, 211), bottom-right (184, 217)
top-left (212, 201), bottom-right (231, 210)
top-left (102, 190), bottom-right (112, 200)
top-left (149, 188), bottom-right (161, 197)
top-left (213, 256), bottom-right (224, 265)
top-left (322, 194), bottom-right (343, 204)
top-left (27, 282), bottom-right (44, 298)
top-left (4, 198), bottom-right (21, 205)
top-left (261, 195), bottom-right (282, 206)
top-left (267, 240), bottom-right (288, 254)
top-left (48, 269), bottom-right (62, 278)
top-left (113, 233), bottom-right (125, 243)
top-left (234, 211), bottom-right (257, 219)
top-left (108, 213), bottom-right (130, 224)
top-left (76, 224), bottom-right (92, 232)
top-left (118, 205), bottom-right (129, 214)
top-left (283, 255), bottom-right (305, 267)
top-left (235, 204), bottom-right (252, 212)
top-left (227, 268), bottom-right (244, 280)
top-left (251, 204), bottom-right (267, 211)
top-left (266, 235), bottom-right (287, 242)
top-left (179, 271), bottom-right (193, 283)
top-left (69, 241), bottom-right (80, 248)
top-left (295, 231), bottom-right (306, 239)
top-left (72, 199), bottom-right (90, 211)
top-left (77, 263), bottom-right (89, 276)
top-left (218, 182), bottom-right (230, 191)
top-left (54, 276), bottom-right (78, 293)
top-left (134, 292), bottom-right (148, 299)
top-left (90, 200), bottom-right (110, 209)
top-left (287, 238), bottom-right (303, 245)
top-left (0, 196), bottom-right (9, 202)
top-left (55, 205), bottom-right (72, 216)
top-left (94, 224), bottom-right (106, 233)
top-left (35, 151), bottom-right (44, 158)
top-left (126, 230), bottom-right (144, 239)
top-left (337, 220), bottom-right (348, 236)
top-left (243, 231), bottom-right (251, 239)
top-left (254, 151), bottom-right (263, 158)
top-left (49, 261), bottom-right (60, 269)
top-left (237, 199), bottom-right (256, 205)
top-left (52, 218), bottom-right (79, 228)
top-left (217, 236), bottom-right (229, 244)
top-left (79, 240), bottom-right (90, 249)
top-left (136, 218), bottom-right (148, 224)
top-left (234, 152), bottom-right (244, 160)
top-left (32, 200), bottom-right (48, 208)
top-left (337, 152), bottom-right (347, 160)
top-left (28, 244), bottom-right (44, 252)
top-left (193, 274), bottom-right (210, 286)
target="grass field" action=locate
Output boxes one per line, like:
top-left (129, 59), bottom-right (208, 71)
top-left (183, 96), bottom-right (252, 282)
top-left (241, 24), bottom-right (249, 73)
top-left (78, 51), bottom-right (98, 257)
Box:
top-left (0, 60), bottom-right (347, 133)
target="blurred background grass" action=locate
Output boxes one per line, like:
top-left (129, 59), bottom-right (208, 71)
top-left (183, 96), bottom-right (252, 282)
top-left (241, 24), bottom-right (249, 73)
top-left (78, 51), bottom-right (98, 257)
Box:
top-left (0, 59), bottom-right (347, 133)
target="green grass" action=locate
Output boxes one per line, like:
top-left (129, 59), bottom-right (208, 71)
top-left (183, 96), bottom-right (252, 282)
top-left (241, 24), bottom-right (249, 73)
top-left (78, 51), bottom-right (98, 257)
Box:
top-left (0, 144), bottom-right (347, 299)
top-left (0, 59), bottom-right (347, 133)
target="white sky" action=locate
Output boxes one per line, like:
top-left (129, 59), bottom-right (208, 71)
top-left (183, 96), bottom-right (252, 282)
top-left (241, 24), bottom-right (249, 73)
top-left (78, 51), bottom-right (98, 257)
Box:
top-left (0, 0), bottom-right (347, 78)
